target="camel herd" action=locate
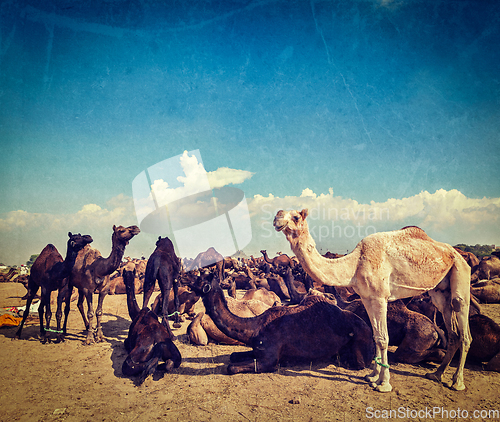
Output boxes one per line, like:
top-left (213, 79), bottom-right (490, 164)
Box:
top-left (12, 210), bottom-right (500, 394)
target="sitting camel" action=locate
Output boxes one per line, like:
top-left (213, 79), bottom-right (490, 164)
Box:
top-left (470, 278), bottom-right (500, 303)
top-left (274, 209), bottom-right (471, 392)
top-left (188, 311), bottom-right (243, 346)
top-left (332, 290), bottom-right (446, 364)
top-left (57, 225), bottom-right (140, 344)
top-left (188, 272), bottom-right (374, 373)
top-left (471, 255), bottom-right (500, 282)
top-left (142, 236), bottom-right (181, 339)
top-left (187, 279), bottom-right (276, 346)
top-left (15, 233), bottom-right (93, 342)
top-left (467, 314), bottom-right (500, 371)
top-left (122, 266), bottom-right (181, 382)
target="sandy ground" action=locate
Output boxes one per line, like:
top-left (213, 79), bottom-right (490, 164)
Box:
top-left (1, 282), bottom-right (500, 422)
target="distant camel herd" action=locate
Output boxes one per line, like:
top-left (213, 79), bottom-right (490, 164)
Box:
top-left (11, 210), bottom-right (500, 393)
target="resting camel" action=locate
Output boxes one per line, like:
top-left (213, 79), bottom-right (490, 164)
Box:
top-left (467, 314), bottom-right (500, 371)
top-left (15, 233), bottom-right (93, 342)
top-left (142, 236), bottom-right (181, 339)
top-left (273, 209), bottom-right (471, 392)
top-left (260, 250), bottom-right (294, 268)
top-left (332, 290), bottom-right (445, 364)
top-left (471, 255), bottom-right (500, 282)
top-left (189, 272), bottom-right (374, 374)
top-left (122, 266), bottom-right (181, 382)
top-left (470, 279), bottom-right (500, 303)
top-left (57, 225), bottom-right (140, 344)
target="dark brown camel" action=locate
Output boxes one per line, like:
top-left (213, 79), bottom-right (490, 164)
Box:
top-left (470, 279), bottom-right (500, 303)
top-left (331, 289), bottom-right (446, 364)
top-left (57, 225), bottom-right (140, 344)
top-left (260, 250), bottom-right (294, 268)
top-left (142, 236), bottom-right (181, 339)
top-left (122, 266), bottom-right (181, 382)
top-left (16, 233), bottom-right (93, 342)
top-left (188, 272), bottom-right (374, 374)
top-left (471, 256), bottom-right (500, 282)
top-left (467, 314), bottom-right (500, 371)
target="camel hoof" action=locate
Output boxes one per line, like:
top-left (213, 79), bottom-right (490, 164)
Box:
top-left (365, 375), bottom-right (378, 384)
top-left (425, 372), bottom-right (442, 383)
top-left (375, 383), bottom-right (392, 393)
top-left (450, 382), bottom-right (466, 391)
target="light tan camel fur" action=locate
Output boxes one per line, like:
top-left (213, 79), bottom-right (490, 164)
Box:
top-left (273, 209), bottom-right (471, 392)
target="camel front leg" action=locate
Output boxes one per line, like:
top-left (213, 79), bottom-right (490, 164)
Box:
top-left (364, 298), bottom-right (392, 393)
top-left (83, 290), bottom-right (95, 345)
top-left (94, 289), bottom-right (107, 342)
top-left (172, 280), bottom-right (182, 329)
top-left (55, 281), bottom-right (70, 342)
top-left (77, 289), bottom-right (89, 330)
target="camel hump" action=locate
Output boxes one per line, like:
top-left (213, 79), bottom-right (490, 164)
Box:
top-left (124, 261), bottom-right (135, 272)
top-left (41, 244), bottom-right (58, 254)
top-left (399, 225), bottom-right (430, 240)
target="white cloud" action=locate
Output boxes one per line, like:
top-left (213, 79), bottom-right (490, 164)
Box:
top-left (1, 188), bottom-right (498, 265)
top-left (207, 167), bottom-right (254, 189)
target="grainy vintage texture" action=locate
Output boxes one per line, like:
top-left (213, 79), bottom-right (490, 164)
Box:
top-left (1, 282), bottom-right (499, 421)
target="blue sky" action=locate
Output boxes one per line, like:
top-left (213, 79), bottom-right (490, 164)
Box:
top-left (1, 0), bottom-right (499, 265)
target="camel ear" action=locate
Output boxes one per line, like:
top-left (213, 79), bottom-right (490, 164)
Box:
top-left (300, 209), bottom-right (308, 220)
top-left (68, 232), bottom-right (72, 237)
top-left (113, 225), bottom-right (117, 231)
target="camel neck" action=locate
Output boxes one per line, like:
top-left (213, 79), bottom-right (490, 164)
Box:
top-left (290, 230), bottom-right (359, 287)
top-left (102, 237), bottom-right (127, 273)
top-left (124, 275), bottom-right (140, 320)
top-left (202, 282), bottom-right (264, 345)
top-left (60, 243), bottom-right (80, 278)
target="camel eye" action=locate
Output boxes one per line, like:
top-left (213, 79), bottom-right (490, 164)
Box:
top-left (293, 215), bottom-right (300, 222)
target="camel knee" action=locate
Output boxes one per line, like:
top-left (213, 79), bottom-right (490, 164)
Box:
top-left (451, 296), bottom-right (466, 313)
top-left (373, 335), bottom-right (389, 350)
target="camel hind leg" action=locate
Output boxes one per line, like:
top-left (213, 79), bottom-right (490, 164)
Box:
top-left (427, 262), bottom-right (471, 391)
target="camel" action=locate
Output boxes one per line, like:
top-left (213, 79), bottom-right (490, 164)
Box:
top-left (122, 266), bottom-right (181, 382)
top-left (470, 279), bottom-right (500, 303)
top-left (188, 276), bottom-right (277, 346)
top-left (471, 255), bottom-right (500, 282)
top-left (57, 225), bottom-right (140, 344)
top-left (16, 233), bottom-right (93, 342)
top-left (273, 209), bottom-right (471, 392)
top-left (331, 289), bottom-right (446, 364)
top-left (188, 271), bottom-right (374, 374)
top-left (142, 236), bottom-right (181, 339)
top-left (260, 250), bottom-right (294, 268)
top-left (453, 247), bottom-right (479, 273)
top-left (467, 314), bottom-right (500, 371)
top-left (150, 285), bottom-right (201, 322)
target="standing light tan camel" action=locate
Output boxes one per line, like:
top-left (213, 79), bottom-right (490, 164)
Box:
top-left (273, 209), bottom-right (471, 392)
top-left (57, 225), bottom-right (140, 344)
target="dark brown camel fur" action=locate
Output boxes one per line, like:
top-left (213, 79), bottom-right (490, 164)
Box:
top-left (57, 225), bottom-right (140, 344)
top-left (331, 289), bottom-right (446, 364)
top-left (16, 233), bottom-right (93, 342)
top-left (467, 314), bottom-right (500, 371)
top-left (189, 272), bottom-right (374, 374)
top-left (260, 250), bottom-right (294, 268)
top-left (122, 266), bottom-right (181, 382)
top-left (470, 279), bottom-right (500, 303)
top-left (142, 236), bottom-right (181, 339)
top-left (471, 255), bottom-right (500, 282)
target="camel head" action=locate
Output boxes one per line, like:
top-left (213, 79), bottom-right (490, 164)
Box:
top-left (187, 270), bottom-right (215, 296)
top-left (67, 232), bottom-right (93, 252)
top-left (273, 209), bottom-right (309, 244)
top-left (112, 225), bottom-right (141, 245)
